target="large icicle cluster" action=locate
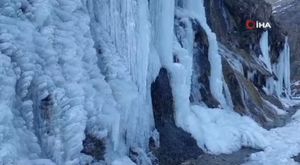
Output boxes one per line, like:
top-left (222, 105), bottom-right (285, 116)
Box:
top-left (0, 0), bottom-right (150, 164)
top-left (274, 37), bottom-right (291, 97)
top-left (259, 31), bottom-right (291, 97)
top-left (166, 0), bottom-right (268, 154)
top-left (86, 0), bottom-right (155, 156)
top-left (184, 0), bottom-right (227, 107)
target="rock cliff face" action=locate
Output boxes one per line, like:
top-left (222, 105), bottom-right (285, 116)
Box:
top-left (201, 0), bottom-right (286, 126)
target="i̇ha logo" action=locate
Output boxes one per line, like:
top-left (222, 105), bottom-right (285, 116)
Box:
top-left (246, 20), bottom-right (271, 30)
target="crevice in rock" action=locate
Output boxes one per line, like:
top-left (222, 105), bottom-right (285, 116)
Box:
top-left (150, 68), bottom-right (203, 165)
top-left (190, 19), bottom-right (220, 108)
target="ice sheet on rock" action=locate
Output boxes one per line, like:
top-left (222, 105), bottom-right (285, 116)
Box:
top-left (280, 98), bottom-right (300, 108)
top-left (218, 44), bottom-right (244, 74)
top-left (183, 0), bottom-right (227, 107)
top-left (264, 100), bottom-right (287, 115)
top-left (169, 43), bottom-right (193, 128)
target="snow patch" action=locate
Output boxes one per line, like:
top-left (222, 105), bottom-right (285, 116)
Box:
top-left (187, 105), bottom-right (268, 154)
top-left (245, 109), bottom-right (300, 165)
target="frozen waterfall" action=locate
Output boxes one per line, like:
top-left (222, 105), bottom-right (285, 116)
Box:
top-left (275, 36), bottom-right (291, 97)
top-left (260, 31), bottom-right (291, 98)
top-left (184, 0), bottom-right (227, 107)
top-left (0, 0), bottom-right (295, 165)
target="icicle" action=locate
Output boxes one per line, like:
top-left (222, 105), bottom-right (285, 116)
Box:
top-left (275, 36), bottom-right (291, 97)
top-left (149, 0), bottom-right (175, 66)
top-left (169, 37), bottom-right (193, 128)
top-left (259, 31), bottom-right (276, 95)
top-left (259, 31), bottom-right (272, 72)
top-left (275, 47), bottom-right (285, 97)
top-left (283, 37), bottom-right (291, 96)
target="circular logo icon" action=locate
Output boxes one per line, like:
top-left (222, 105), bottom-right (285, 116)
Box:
top-left (246, 20), bottom-right (256, 30)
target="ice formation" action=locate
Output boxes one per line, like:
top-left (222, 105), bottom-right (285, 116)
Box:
top-left (273, 37), bottom-right (291, 97)
top-left (0, 0), bottom-right (295, 165)
top-left (259, 31), bottom-right (291, 98)
top-left (259, 31), bottom-right (276, 95)
top-left (167, 0), bottom-right (268, 155)
top-left (184, 0), bottom-right (227, 107)
top-left (260, 31), bottom-right (272, 72)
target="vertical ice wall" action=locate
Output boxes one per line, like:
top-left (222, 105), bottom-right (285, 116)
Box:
top-left (260, 31), bottom-right (272, 72)
top-left (283, 37), bottom-right (291, 96)
top-left (86, 0), bottom-right (156, 160)
top-left (183, 0), bottom-right (227, 107)
top-left (274, 36), bottom-right (291, 97)
top-left (149, 0), bottom-right (186, 123)
top-left (259, 31), bottom-right (291, 97)
top-left (0, 43), bottom-right (41, 163)
top-left (259, 31), bottom-right (276, 95)
top-left (149, 0), bottom-right (175, 67)
top-left (0, 0), bottom-right (136, 164)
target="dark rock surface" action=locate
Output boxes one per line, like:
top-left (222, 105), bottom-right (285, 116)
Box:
top-left (204, 0), bottom-right (286, 80)
top-left (191, 19), bottom-right (220, 108)
top-left (81, 133), bottom-right (105, 160)
top-left (292, 82), bottom-right (300, 96)
top-left (202, 0), bottom-right (287, 127)
top-left (293, 152), bottom-right (300, 163)
top-left (220, 44), bottom-right (280, 126)
top-left (151, 68), bottom-right (203, 165)
top-left (205, 0), bottom-right (285, 61)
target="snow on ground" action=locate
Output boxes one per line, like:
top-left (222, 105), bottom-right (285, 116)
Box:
top-left (244, 107), bottom-right (300, 165)
top-left (186, 105), bottom-right (268, 154)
